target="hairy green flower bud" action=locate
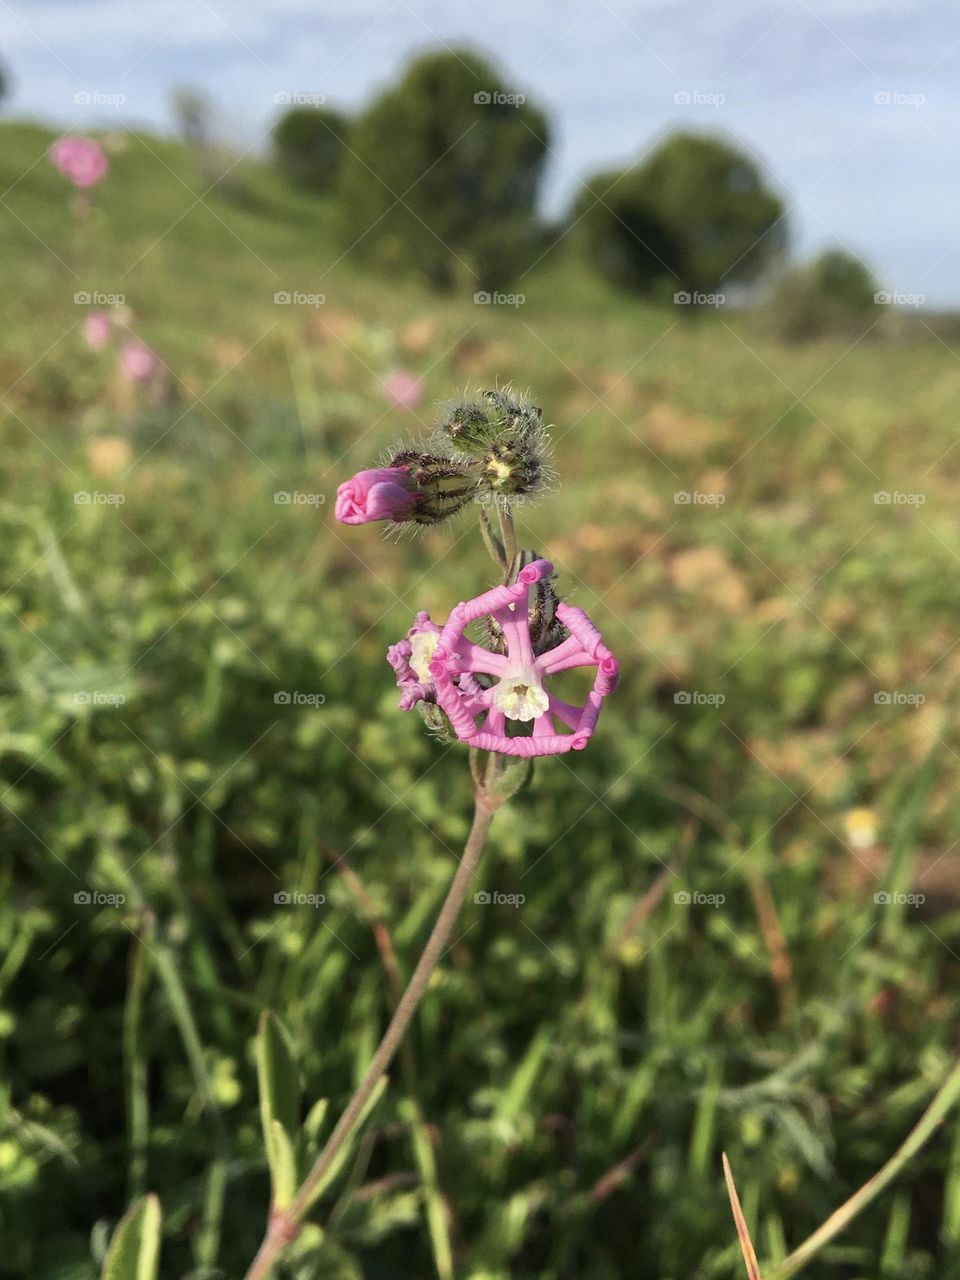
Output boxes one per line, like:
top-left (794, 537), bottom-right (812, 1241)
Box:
top-left (437, 387), bottom-right (551, 503)
top-left (386, 448), bottom-right (478, 525)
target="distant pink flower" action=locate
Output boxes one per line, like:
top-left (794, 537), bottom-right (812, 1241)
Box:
top-left (335, 466), bottom-right (417, 525)
top-left (423, 559), bottom-right (619, 757)
top-left (387, 612), bottom-right (443, 710)
top-left (50, 136), bottom-right (109, 189)
top-left (84, 311), bottom-right (112, 350)
top-left (120, 340), bottom-right (159, 384)
top-left (383, 369), bottom-right (423, 411)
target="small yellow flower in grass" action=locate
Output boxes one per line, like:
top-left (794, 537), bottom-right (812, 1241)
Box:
top-left (492, 670), bottom-right (550, 722)
top-left (844, 806), bottom-right (878, 849)
top-left (409, 630), bottom-right (439, 682)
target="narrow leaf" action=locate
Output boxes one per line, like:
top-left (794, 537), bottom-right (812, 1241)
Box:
top-left (723, 1153), bottom-right (763, 1280)
top-left (256, 1011), bottom-right (301, 1211)
top-left (102, 1194), bottom-right (162, 1280)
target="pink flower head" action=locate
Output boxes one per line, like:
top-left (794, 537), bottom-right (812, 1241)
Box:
top-left (387, 612), bottom-right (443, 709)
top-left (425, 559), bottom-right (619, 757)
top-left (383, 369), bottom-right (424, 411)
top-left (120, 340), bottom-right (159, 384)
top-left (336, 466), bottom-right (417, 525)
top-left (84, 311), bottom-right (112, 350)
top-left (50, 136), bottom-right (109, 189)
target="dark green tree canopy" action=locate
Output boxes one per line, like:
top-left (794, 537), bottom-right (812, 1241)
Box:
top-left (768, 248), bottom-right (879, 341)
top-left (272, 105), bottom-right (350, 193)
top-left (575, 131), bottom-right (787, 298)
top-left (335, 48), bottom-right (550, 292)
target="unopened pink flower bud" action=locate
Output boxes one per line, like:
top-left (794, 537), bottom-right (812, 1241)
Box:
top-left (335, 467), bottom-right (417, 525)
top-left (120, 341), bottom-right (159, 384)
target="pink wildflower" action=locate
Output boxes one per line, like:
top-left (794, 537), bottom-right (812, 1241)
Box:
top-left (387, 612), bottom-right (443, 709)
top-left (335, 467), bottom-right (417, 525)
top-left (84, 311), bottom-right (112, 350)
top-left (50, 136), bottom-right (109, 189)
top-left (424, 559), bottom-right (618, 757)
top-left (383, 369), bottom-right (424, 411)
top-left (119, 340), bottom-right (159, 384)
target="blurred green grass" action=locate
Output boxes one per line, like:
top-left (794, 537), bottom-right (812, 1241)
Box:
top-left (2, 120), bottom-right (960, 1279)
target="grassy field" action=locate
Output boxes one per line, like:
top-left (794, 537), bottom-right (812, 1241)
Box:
top-left (3, 119), bottom-right (960, 1279)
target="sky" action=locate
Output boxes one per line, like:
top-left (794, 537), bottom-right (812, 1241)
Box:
top-left (2, 0), bottom-right (957, 304)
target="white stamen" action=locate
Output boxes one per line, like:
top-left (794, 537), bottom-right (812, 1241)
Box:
top-left (409, 631), bottom-right (438, 682)
top-left (491, 671), bottom-right (549, 722)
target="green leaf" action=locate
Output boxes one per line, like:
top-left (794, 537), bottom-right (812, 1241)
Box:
top-left (102, 1194), bottom-right (161, 1280)
top-left (256, 1010), bottom-right (301, 1211)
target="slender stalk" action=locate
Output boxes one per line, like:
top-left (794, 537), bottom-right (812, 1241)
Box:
top-left (497, 506), bottom-right (520, 581)
top-left (764, 1053), bottom-right (960, 1278)
top-left (243, 789), bottom-right (501, 1280)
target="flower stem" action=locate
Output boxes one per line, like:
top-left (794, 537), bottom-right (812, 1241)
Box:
top-left (497, 506), bottom-right (520, 582)
top-left (243, 788), bottom-right (502, 1280)
top-left (764, 1053), bottom-right (960, 1278)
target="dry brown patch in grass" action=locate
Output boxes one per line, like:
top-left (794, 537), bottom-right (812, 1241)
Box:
top-left (669, 545), bottom-right (749, 612)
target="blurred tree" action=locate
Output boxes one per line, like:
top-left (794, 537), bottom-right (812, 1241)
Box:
top-left (272, 105), bottom-right (349, 194)
top-left (171, 85), bottom-right (215, 150)
top-left (767, 248), bottom-right (879, 341)
top-left (336, 48), bottom-right (550, 292)
top-left (574, 131), bottom-right (787, 299)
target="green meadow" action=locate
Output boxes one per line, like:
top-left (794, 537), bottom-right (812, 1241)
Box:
top-left (2, 120), bottom-right (960, 1279)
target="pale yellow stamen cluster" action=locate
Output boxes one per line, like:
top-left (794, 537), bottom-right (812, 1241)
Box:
top-left (410, 632), bottom-right (439, 682)
top-left (492, 672), bottom-right (549, 722)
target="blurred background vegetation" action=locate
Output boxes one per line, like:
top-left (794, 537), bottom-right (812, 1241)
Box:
top-left (1, 31), bottom-right (960, 1280)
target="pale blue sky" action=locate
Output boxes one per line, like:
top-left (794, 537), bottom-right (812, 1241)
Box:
top-left (2, 0), bottom-right (957, 303)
